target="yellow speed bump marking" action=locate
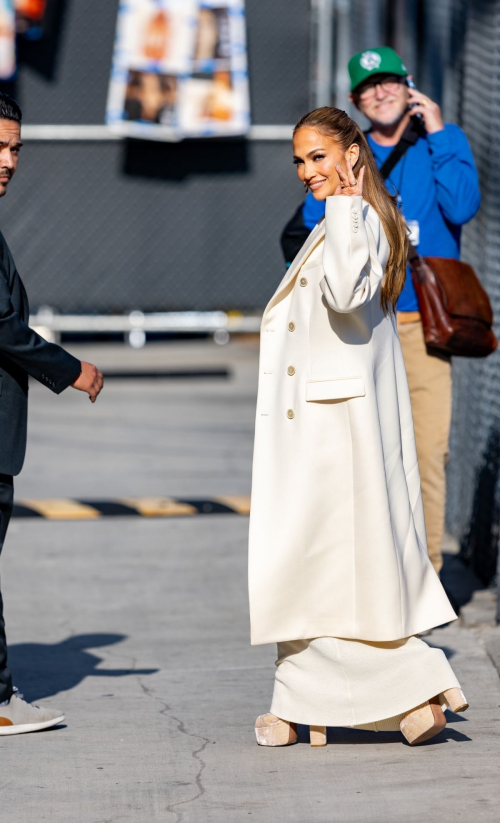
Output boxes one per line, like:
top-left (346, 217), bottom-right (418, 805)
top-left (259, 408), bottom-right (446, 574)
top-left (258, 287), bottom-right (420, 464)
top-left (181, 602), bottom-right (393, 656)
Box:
top-left (20, 499), bottom-right (101, 520)
top-left (216, 495), bottom-right (251, 515)
top-left (120, 497), bottom-right (197, 517)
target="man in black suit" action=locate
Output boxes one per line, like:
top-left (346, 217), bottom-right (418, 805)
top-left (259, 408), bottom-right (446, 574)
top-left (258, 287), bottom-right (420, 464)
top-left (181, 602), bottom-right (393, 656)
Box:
top-left (0, 93), bottom-right (103, 735)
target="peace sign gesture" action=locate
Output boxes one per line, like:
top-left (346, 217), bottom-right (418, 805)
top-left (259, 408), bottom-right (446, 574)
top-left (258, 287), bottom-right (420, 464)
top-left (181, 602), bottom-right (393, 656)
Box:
top-left (333, 160), bottom-right (365, 197)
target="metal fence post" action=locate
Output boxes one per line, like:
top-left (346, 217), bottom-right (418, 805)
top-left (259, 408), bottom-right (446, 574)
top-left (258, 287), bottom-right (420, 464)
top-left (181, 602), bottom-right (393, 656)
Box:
top-left (311, 0), bottom-right (335, 108)
top-left (332, 0), bottom-right (352, 112)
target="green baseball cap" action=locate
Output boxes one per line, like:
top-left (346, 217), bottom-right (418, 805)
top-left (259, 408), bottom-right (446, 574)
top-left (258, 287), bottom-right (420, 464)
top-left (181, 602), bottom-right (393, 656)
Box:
top-left (348, 47), bottom-right (408, 92)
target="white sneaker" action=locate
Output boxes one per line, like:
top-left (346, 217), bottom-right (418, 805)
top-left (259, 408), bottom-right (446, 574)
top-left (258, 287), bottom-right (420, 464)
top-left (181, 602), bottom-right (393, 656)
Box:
top-left (0, 688), bottom-right (65, 735)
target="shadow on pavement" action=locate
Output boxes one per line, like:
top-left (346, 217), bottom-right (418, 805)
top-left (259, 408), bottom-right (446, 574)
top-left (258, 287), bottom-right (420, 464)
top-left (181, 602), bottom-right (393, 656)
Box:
top-left (295, 724), bottom-right (471, 745)
top-left (440, 551), bottom-right (485, 614)
top-left (8, 633), bottom-right (158, 702)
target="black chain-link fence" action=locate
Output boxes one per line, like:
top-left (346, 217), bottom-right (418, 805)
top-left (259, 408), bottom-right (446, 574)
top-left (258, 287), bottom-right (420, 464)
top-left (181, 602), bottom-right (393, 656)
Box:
top-left (361, 0), bottom-right (500, 589)
top-left (0, 0), bottom-right (311, 312)
top-left (443, 0), bottom-right (500, 588)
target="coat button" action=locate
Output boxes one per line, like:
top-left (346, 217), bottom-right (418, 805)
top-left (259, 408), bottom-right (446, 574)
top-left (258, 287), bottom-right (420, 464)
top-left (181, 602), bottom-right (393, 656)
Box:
top-left (299, 277), bottom-right (308, 287)
top-left (286, 409), bottom-right (295, 419)
top-left (287, 366), bottom-right (295, 376)
top-left (288, 321), bottom-right (295, 332)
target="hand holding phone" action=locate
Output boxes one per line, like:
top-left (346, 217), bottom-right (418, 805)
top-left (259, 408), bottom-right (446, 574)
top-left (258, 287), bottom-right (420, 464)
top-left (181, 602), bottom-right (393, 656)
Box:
top-left (405, 77), bottom-right (445, 134)
top-left (405, 77), bottom-right (424, 121)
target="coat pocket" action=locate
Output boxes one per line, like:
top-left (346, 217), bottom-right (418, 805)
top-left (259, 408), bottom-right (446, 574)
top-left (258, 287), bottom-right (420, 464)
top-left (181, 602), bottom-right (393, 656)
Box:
top-left (306, 376), bottom-right (365, 402)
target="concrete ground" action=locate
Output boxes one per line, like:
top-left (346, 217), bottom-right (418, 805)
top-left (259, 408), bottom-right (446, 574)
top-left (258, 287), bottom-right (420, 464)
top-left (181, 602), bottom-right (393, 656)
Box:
top-left (1, 340), bottom-right (499, 822)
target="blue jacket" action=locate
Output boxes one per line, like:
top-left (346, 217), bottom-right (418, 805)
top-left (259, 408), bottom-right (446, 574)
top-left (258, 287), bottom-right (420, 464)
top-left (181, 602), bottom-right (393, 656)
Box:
top-left (302, 124), bottom-right (481, 311)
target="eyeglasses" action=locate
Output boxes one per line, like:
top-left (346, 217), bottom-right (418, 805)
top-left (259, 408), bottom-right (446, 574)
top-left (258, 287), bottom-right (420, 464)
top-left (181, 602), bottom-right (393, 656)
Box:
top-left (356, 76), bottom-right (404, 101)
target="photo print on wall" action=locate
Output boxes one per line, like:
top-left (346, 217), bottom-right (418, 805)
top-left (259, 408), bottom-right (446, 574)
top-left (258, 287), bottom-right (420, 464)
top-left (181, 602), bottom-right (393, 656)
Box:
top-left (0, 0), bottom-right (15, 79)
top-left (106, 0), bottom-right (250, 141)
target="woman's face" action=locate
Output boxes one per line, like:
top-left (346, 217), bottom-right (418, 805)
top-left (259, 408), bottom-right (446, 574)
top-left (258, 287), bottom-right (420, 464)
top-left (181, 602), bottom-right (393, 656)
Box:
top-left (292, 127), bottom-right (359, 200)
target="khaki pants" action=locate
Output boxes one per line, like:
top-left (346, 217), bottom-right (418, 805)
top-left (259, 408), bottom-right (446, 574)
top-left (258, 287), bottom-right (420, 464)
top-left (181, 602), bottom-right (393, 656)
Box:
top-left (397, 318), bottom-right (452, 574)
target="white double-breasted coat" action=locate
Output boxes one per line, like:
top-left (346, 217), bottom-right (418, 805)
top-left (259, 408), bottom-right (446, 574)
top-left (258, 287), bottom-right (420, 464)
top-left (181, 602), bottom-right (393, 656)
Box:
top-left (248, 195), bottom-right (456, 646)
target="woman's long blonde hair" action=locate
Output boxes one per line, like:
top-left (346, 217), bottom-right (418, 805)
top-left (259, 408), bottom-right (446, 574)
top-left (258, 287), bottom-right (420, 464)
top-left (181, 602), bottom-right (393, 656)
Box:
top-left (294, 107), bottom-right (409, 314)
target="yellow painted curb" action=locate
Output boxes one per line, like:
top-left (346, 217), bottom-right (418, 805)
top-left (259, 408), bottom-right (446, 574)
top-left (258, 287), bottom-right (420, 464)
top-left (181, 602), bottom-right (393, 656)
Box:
top-left (216, 495), bottom-right (251, 515)
top-left (120, 497), bottom-right (198, 517)
top-left (20, 499), bottom-right (101, 520)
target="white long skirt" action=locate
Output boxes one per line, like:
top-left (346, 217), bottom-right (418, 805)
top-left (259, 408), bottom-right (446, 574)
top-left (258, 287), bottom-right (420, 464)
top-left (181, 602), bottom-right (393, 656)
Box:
top-left (270, 635), bottom-right (461, 731)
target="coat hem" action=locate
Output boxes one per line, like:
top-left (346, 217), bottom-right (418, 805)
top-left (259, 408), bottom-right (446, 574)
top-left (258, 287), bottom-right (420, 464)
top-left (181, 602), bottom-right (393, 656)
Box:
top-left (250, 612), bottom-right (458, 646)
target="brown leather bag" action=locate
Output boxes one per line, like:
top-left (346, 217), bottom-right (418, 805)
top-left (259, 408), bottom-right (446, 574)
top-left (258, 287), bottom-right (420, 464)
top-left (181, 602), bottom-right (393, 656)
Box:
top-left (409, 247), bottom-right (498, 358)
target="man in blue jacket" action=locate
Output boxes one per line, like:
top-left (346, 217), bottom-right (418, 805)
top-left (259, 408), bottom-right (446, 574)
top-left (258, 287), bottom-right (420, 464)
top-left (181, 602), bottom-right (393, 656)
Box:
top-left (301, 47), bottom-right (480, 574)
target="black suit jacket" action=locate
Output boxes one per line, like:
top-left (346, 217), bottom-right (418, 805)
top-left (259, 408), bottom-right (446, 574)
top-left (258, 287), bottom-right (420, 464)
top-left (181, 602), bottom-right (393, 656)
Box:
top-left (0, 229), bottom-right (81, 476)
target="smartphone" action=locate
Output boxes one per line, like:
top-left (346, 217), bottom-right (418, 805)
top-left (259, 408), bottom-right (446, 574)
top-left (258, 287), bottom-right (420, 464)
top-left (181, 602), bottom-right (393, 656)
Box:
top-left (405, 77), bottom-right (424, 121)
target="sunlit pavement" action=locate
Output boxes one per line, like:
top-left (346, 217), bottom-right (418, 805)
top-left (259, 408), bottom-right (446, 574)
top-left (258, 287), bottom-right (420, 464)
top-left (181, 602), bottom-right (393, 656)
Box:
top-left (1, 341), bottom-right (499, 822)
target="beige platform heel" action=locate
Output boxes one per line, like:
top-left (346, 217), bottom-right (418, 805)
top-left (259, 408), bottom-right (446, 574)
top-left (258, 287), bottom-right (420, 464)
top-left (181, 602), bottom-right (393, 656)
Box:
top-left (442, 688), bottom-right (469, 713)
top-left (400, 696), bottom-right (446, 745)
top-left (255, 715), bottom-right (328, 747)
top-left (255, 714), bottom-right (297, 746)
top-left (309, 725), bottom-right (327, 747)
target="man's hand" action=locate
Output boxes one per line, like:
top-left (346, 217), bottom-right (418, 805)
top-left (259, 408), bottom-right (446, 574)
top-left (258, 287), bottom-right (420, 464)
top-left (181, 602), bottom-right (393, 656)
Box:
top-left (71, 361), bottom-right (104, 403)
top-left (407, 87), bottom-right (444, 134)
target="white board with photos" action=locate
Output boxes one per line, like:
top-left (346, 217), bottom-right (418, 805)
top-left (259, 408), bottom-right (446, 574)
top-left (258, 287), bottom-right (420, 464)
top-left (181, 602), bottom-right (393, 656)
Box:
top-left (0, 0), bottom-right (15, 80)
top-left (106, 0), bottom-right (250, 141)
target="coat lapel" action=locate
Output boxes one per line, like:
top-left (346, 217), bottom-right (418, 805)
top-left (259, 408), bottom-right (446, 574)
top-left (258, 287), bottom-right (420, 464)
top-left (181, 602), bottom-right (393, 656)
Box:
top-left (264, 219), bottom-right (326, 317)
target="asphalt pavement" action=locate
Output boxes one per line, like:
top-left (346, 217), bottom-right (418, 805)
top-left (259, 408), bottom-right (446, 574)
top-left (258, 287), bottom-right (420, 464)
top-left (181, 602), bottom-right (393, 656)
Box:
top-left (1, 339), bottom-right (499, 822)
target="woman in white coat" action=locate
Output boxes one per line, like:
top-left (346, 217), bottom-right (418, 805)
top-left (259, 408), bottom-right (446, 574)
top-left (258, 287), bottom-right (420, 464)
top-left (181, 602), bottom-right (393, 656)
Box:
top-left (249, 107), bottom-right (468, 747)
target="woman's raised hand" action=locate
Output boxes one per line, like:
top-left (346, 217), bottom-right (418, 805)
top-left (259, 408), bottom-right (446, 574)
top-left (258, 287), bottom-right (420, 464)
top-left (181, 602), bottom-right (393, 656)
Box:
top-left (333, 160), bottom-right (365, 197)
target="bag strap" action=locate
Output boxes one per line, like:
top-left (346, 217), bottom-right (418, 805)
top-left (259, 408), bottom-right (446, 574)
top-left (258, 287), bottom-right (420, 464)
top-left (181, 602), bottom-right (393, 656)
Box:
top-left (365, 118), bottom-right (424, 181)
top-left (407, 241), bottom-right (420, 264)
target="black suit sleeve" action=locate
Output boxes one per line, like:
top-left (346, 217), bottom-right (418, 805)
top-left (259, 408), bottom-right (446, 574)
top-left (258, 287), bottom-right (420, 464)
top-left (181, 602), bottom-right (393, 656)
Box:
top-left (0, 268), bottom-right (81, 394)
